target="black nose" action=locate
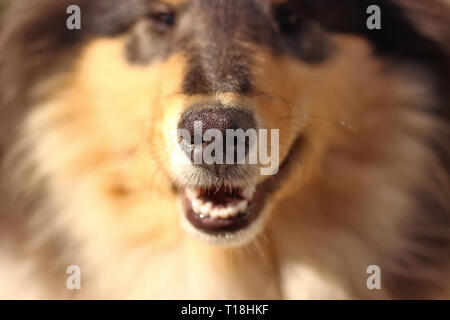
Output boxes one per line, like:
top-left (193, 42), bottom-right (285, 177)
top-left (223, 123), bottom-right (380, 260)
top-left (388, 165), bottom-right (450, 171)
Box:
top-left (177, 104), bottom-right (257, 170)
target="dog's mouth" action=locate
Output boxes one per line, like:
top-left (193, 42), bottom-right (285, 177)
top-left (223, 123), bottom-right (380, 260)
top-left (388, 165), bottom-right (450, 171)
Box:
top-left (179, 136), bottom-right (304, 244)
top-left (182, 185), bottom-right (259, 234)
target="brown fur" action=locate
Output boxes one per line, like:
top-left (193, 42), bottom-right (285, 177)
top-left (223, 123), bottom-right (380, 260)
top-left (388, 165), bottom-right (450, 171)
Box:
top-left (0, 0), bottom-right (449, 299)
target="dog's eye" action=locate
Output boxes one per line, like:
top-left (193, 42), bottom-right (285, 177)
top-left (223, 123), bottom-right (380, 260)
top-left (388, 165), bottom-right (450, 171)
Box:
top-left (276, 10), bottom-right (304, 35)
top-left (149, 6), bottom-right (176, 33)
top-left (274, 2), bottom-right (308, 36)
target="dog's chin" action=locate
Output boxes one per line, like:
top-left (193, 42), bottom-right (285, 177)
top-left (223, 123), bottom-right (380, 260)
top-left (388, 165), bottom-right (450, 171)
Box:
top-left (177, 136), bottom-right (304, 247)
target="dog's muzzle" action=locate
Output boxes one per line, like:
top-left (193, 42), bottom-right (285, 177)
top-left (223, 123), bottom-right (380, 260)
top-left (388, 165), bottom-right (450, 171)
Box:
top-left (176, 103), bottom-right (262, 236)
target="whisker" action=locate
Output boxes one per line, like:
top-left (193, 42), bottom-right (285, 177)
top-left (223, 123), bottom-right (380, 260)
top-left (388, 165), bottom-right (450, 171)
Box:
top-left (253, 90), bottom-right (359, 133)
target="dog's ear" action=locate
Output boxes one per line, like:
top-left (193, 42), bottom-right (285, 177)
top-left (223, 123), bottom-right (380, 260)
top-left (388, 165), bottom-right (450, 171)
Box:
top-left (395, 0), bottom-right (450, 118)
top-left (0, 0), bottom-right (151, 105)
top-left (0, 0), bottom-right (84, 109)
top-left (307, 0), bottom-right (449, 113)
top-left (394, 0), bottom-right (450, 54)
top-left (0, 0), bottom-right (150, 155)
top-left (305, 0), bottom-right (449, 58)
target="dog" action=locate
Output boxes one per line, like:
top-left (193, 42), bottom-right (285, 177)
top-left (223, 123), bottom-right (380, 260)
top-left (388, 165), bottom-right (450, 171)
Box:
top-left (0, 0), bottom-right (448, 299)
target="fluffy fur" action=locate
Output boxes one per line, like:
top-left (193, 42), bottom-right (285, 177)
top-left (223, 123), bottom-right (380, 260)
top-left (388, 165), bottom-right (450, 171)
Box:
top-left (0, 0), bottom-right (448, 299)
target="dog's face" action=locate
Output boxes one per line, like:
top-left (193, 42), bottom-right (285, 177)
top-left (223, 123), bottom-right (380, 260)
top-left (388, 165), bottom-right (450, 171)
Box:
top-left (131, 0), bottom-right (338, 244)
top-left (2, 0), bottom-right (446, 248)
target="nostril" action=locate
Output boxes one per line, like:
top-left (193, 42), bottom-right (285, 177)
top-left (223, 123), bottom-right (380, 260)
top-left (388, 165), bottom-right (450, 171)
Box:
top-left (177, 104), bottom-right (257, 165)
top-left (191, 134), bottom-right (203, 145)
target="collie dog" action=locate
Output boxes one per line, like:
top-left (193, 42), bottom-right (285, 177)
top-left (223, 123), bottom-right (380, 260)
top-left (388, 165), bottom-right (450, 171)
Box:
top-left (0, 0), bottom-right (448, 299)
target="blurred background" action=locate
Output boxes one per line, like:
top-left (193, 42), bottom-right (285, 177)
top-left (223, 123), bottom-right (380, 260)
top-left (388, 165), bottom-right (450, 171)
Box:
top-left (0, 0), bottom-right (7, 26)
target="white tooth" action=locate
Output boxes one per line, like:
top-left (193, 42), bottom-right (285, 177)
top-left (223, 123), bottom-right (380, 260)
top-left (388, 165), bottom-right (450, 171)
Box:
top-left (218, 211), bottom-right (228, 219)
top-left (210, 208), bottom-right (219, 219)
top-left (199, 202), bottom-right (212, 216)
top-left (192, 199), bottom-right (201, 214)
top-left (242, 186), bottom-right (255, 201)
top-left (210, 208), bottom-right (224, 219)
top-left (217, 209), bottom-right (227, 219)
top-left (219, 208), bottom-right (232, 219)
top-left (237, 200), bottom-right (248, 213)
top-left (225, 206), bottom-right (239, 217)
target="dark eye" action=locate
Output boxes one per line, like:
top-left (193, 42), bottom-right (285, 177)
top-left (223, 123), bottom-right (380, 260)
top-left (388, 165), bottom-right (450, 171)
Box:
top-left (276, 11), bottom-right (303, 34)
top-left (150, 7), bottom-right (176, 33)
top-left (275, 4), bottom-right (307, 35)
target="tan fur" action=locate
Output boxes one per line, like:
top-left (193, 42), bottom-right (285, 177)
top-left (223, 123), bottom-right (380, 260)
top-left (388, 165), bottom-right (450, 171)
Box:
top-left (1, 28), bottom-right (447, 299)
